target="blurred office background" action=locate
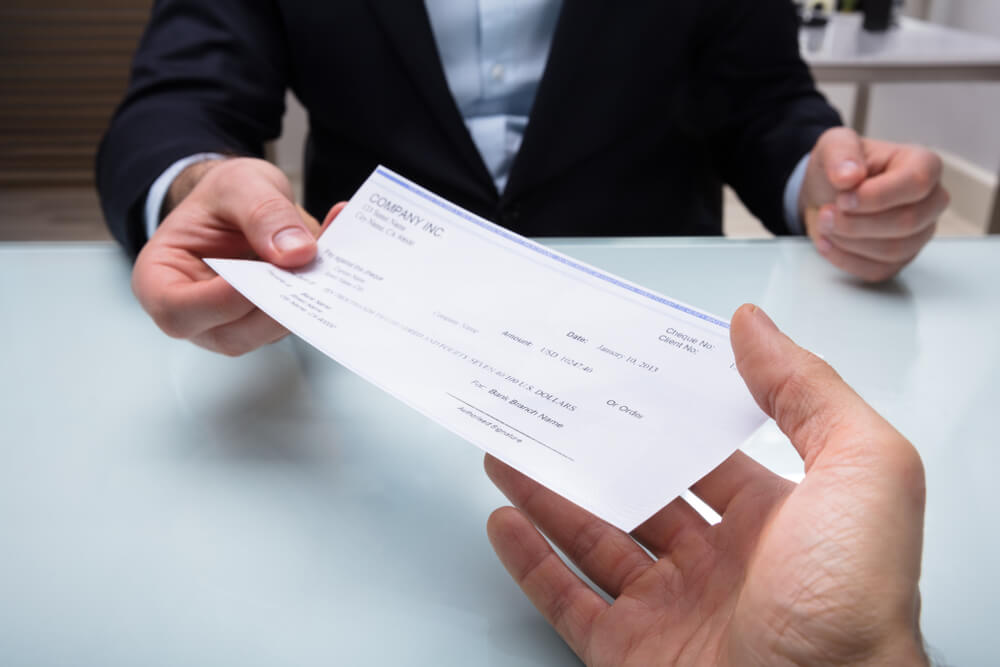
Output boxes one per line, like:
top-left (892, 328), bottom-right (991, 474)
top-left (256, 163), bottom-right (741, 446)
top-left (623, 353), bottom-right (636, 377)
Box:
top-left (1, 0), bottom-right (998, 241)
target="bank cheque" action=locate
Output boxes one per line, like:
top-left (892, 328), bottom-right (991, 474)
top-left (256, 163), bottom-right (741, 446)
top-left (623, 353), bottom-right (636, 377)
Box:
top-left (207, 167), bottom-right (767, 531)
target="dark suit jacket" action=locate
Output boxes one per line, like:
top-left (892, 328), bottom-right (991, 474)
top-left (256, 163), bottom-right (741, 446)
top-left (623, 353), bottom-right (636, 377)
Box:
top-left (97, 0), bottom-right (841, 257)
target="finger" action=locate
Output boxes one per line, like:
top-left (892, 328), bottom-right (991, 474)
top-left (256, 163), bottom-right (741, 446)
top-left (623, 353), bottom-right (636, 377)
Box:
top-left (814, 235), bottom-right (913, 282)
top-left (630, 494), bottom-right (709, 560)
top-left (827, 220), bottom-right (936, 265)
top-left (241, 195), bottom-right (316, 266)
top-left (824, 184), bottom-right (948, 239)
top-left (208, 161), bottom-right (317, 267)
top-left (485, 455), bottom-right (653, 597)
top-left (839, 147), bottom-right (943, 215)
top-left (321, 201), bottom-right (349, 233)
top-left (817, 127), bottom-right (868, 191)
top-left (134, 263), bottom-right (257, 339)
top-left (190, 307), bottom-right (289, 356)
top-left (689, 450), bottom-right (788, 517)
top-left (729, 304), bottom-right (902, 472)
top-left (487, 506), bottom-right (607, 661)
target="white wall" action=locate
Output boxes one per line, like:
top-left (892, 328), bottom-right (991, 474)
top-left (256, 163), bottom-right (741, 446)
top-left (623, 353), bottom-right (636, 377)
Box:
top-left (273, 91), bottom-right (307, 182)
top-left (928, 0), bottom-right (1000, 37)
top-left (857, 0), bottom-right (1000, 174)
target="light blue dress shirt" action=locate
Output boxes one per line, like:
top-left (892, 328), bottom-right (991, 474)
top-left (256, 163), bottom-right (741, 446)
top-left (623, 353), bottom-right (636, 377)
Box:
top-left (423, 0), bottom-right (561, 193)
top-left (145, 0), bottom-right (808, 238)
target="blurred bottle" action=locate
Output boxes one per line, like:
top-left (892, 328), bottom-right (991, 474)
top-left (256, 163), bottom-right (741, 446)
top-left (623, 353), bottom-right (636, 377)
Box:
top-left (792, 0), bottom-right (806, 25)
top-left (863, 0), bottom-right (893, 31)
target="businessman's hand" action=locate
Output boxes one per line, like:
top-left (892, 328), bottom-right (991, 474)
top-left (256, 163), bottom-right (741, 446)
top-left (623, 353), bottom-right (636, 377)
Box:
top-left (801, 127), bottom-right (948, 282)
top-left (486, 304), bottom-right (927, 666)
top-left (132, 157), bottom-right (344, 356)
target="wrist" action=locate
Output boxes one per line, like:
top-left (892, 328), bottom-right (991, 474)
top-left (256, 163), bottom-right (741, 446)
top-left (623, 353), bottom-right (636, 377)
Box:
top-left (784, 152), bottom-right (811, 234)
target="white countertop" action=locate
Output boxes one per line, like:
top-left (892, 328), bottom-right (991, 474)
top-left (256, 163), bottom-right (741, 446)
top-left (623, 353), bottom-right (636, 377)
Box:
top-left (801, 13), bottom-right (1000, 68)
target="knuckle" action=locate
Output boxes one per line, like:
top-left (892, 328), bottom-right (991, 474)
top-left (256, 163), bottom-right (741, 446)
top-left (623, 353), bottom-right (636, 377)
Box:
top-left (769, 358), bottom-right (841, 456)
top-left (132, 258), bottom-right (194, 339)
top-left (909, 153), bottom-right (940, 195)
top-left (865, 263), bottom-right (900, 283)
top-left (882, 236), bottom-right (933, 264)
top-left (938, 186), bottom-right (951, 211)
top-left (769, 368), bottom-right (811, 431)
top-left (247, 195), bottom-right (295, 231)
top-left (926, 150), bottom-right (944, 180)
top-left (152, 311), bottom-right (189, 339)
top-left (911, 169), bottom-right (932, 194)
top-left (886, 237), bottom-right (907, 259)
top-left (146, 296), bottom-right (191, 339)
top-left (207, 329), bottom-right (253, 357)
top-left (566, 519), bottom-right (606, 565)
top-left (515, 545), bottom-right (554, 587)
top-left (217, 344), bottom-right (249, 358)
top-left (545, 573), bottom-right (576, 626)
top-left (211, 326), bottom-right (254, 357)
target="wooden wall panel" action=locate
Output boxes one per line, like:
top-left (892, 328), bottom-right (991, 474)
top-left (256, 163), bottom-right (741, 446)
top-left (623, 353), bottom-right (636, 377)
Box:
top-left (0, 1), bottom-right (151, 186)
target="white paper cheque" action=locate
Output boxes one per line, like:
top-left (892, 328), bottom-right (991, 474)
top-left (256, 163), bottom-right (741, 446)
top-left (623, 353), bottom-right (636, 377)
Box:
top-left (207, 167), bottom-right (767, 531)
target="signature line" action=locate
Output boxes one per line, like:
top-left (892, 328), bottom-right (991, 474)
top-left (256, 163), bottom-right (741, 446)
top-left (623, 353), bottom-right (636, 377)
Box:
top-left (446, 393), bottom-right (575, 462)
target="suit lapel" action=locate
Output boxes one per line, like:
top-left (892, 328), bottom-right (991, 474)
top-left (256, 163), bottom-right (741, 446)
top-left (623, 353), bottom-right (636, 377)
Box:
top-left (504, 1), bottom-right (606, 202)
top-left (366, 0), bottom-right (495, 193)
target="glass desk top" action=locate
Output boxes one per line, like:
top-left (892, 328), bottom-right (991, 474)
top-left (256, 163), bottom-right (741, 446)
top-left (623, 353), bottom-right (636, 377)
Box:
top-left (1, 237), bottom-right (998, 666)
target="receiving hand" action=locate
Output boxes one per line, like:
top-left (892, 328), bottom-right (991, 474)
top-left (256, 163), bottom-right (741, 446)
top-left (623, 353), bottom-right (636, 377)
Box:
top-left (132, 157), bottom-right (345, 355)
top-left (486, 304), bottom-right (927, 666)
top-left (801, 127), bottom-right (948, 282)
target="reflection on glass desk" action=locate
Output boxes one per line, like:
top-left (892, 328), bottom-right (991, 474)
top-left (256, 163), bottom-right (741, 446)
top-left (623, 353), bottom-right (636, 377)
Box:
top-left (1, 238), bottom-right (998, 666)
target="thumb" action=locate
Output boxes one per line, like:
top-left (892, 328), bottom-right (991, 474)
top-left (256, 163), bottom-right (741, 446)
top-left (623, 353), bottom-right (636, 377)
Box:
top-left (243, 194), bottom-right (317, 267)
top-left (208, 159), bottom-right (317, 268)
top-left (729, 303), bottom-right (899, 472)
top-left (814, 126), bottom-right (868, 193)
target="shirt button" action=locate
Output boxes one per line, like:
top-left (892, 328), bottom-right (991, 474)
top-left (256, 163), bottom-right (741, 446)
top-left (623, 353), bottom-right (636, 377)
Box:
top-left (490, 63), bottom-right (506, 82)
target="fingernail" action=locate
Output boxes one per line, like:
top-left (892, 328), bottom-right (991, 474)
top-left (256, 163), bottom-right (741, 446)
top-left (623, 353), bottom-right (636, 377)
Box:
top-left (273, 227), bottom-right (311, 253)
top-left (816, 236), bottom-right (833, 254)
top-left (837, 160), bottom-right (859, 179)
top-left (837, 192), bottom-right (859, 211)
top-left (818, 208), bottom-right (835, 233)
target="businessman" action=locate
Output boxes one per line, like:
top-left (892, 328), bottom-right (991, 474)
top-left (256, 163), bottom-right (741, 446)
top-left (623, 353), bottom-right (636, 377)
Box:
top-left (99, 0), bottom-right (947, 356)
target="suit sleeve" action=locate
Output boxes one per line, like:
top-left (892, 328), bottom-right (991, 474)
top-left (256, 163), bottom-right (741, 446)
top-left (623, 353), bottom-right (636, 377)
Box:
top-left (691, 0), bottom-right (841, 235)
top-left (96, 0), bottom-right (290, 256)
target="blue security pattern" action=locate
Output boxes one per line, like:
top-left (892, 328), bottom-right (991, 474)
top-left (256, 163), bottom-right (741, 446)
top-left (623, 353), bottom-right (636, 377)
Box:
top-left (374, 167), bottom-right (731, 330)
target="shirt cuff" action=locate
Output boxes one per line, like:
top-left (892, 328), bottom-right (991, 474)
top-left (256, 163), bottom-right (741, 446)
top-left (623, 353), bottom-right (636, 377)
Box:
top-left (783, 153), bottom-right (811, 235)
top-left (144, 153), bottom-right (225, 241)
